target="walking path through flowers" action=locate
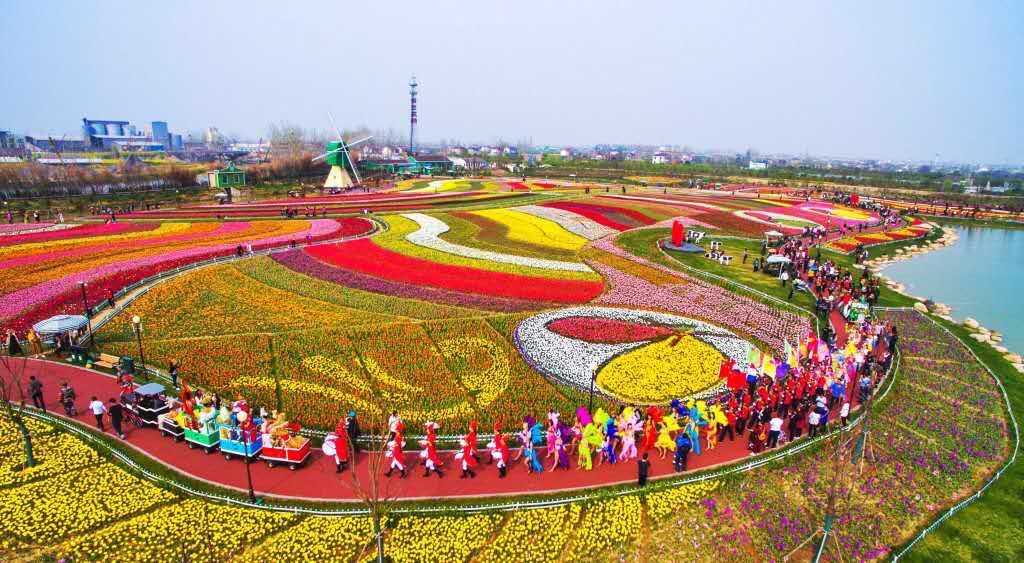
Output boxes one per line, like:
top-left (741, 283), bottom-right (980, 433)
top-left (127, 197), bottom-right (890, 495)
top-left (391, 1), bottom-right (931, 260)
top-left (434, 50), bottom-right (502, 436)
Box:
top-left (18, 306), bottom-right (879, 502)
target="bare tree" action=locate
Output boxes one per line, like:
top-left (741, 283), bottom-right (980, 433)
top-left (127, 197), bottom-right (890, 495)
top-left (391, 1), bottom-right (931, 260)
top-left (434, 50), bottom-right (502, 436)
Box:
top-left (341, 411), bottom-right (403, 563)
top-left (0, 352), bottom-right (37, 468)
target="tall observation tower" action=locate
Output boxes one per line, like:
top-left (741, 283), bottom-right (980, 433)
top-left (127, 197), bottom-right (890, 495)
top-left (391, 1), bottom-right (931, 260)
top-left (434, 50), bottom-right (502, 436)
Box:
top-left (409, 74), bottom-right (418, 156)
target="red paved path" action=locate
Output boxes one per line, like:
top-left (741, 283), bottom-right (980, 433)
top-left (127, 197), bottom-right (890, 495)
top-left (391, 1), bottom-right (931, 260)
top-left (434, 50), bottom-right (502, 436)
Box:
top-left (17, 327), bottom-right (868, 502)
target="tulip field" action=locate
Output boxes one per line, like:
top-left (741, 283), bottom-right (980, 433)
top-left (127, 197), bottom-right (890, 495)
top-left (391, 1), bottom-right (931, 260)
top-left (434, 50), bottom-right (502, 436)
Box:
top-left (2, 187), bottom-right (1012, 561)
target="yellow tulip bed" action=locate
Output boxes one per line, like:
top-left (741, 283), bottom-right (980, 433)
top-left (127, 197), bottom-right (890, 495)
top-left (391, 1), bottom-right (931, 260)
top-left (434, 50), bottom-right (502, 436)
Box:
top-left (0, 416), bottom-right (53, 445)
top-left (57, 498), bottom-right (298, 561)
top-left (568, 496), bottom-right (643, 560)
top-left (646, 480), bottom-right (722, 520)
top-left (476, 504), bottom-right (582, 563)
top-left (371, 513), bottom-right (502, 563)
top-left (469, 209), bottom-right (591, 252)
top-left (0, 432), bottom-right (100, 487)
top-left (0, 464), bottom-right (175, 550)
top-left (245, 515), bottom-right (374, 562)
top-left (596, 337), bottom-right (724, 403)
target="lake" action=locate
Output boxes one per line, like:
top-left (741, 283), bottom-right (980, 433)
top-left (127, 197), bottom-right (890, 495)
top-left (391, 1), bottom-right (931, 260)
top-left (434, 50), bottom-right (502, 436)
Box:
top-left (881, 223), bottom-right (1024, 352)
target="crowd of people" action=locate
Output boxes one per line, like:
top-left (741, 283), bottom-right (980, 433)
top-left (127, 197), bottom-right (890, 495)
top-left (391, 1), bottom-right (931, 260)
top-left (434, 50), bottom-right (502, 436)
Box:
top-left (311, 315), bottom-right (895, 482)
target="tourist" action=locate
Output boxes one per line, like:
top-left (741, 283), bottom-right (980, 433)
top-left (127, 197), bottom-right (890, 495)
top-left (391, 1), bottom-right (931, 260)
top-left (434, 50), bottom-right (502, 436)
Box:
top-left (58, 382), bottom-right (77, 416)
top-left (807, 409), bottom-right (821, 438)
top-left (742, 249), bottom-right (749, 264)
top-left (638, 452), bottom-right (651, 486)
top-left (28, 375), bottom-right (45, 411)
top-left (108, 398), bottom-right (125, 439)
top-left (768, 412), bottom-right (783, 448)
top-left (168, 360), bottom-right (179, 388)
top-left (673, 431), bottom-right (691, 472)
top-left (89, 396), bottom-right (107, 431)
top-left (840, 400), bottom-right (850, 426)
top-left (387, 410), bottom-right (402, 441)
top-left (346, 411), bottom-right (361, 455)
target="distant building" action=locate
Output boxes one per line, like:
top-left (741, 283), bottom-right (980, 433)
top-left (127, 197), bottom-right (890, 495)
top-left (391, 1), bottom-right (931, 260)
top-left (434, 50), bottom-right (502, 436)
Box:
top-left (25, 136), bottom-right (90, 153)
top-left (151, 121), bottom-right (169, 149)
top-left (651, 153), bottom-right (670, 165)
top-left (748, 161), bottom-right (768, 170)
top-left (208, 161), bottom-right (246, 189)
top-left (172, 134), bottom-right (184, 150)
top-left (82, 118), bottom-right (149, 149)
top-left (0, 130), bottom-right (26, 150)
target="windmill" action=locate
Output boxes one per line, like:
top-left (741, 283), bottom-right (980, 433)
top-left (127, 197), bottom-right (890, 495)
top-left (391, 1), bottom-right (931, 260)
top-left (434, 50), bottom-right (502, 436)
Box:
top-left (311, 113), bottom-right (372, 190)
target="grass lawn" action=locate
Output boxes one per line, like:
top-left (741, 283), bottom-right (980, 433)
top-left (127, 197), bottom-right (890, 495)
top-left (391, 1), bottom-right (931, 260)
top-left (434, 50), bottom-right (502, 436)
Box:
top-left (897, 317), bottom-right (1023, 562)
top-left (614, 228), bottom-right (916, 311)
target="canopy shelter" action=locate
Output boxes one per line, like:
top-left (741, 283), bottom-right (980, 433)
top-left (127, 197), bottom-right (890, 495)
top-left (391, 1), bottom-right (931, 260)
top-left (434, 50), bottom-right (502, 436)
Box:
top-left (763, 230), bottom-right (785, 245)
top-left (32, 314), bottom-right (88, 338)
top-left (135, 382), bottom-right (166, 397)
top-left (763, 253), bottom-right (791, 274)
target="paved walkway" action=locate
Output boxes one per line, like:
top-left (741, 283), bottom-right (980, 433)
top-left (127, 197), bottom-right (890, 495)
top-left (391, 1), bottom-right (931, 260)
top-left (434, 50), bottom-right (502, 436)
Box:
top-left (16, 350), bottom-right (875, 501)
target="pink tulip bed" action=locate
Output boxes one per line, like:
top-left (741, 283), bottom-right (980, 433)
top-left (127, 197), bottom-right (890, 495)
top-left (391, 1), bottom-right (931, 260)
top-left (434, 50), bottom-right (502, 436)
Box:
top-left (1, 218), bottom-right (373, 333)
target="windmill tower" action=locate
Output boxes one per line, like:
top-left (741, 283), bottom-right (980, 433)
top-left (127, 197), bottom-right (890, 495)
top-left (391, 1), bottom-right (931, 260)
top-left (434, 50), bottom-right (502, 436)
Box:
top-left (409, 74), bottom-right (418, 156)
top-left (312, 113), bottom-right (372, 189)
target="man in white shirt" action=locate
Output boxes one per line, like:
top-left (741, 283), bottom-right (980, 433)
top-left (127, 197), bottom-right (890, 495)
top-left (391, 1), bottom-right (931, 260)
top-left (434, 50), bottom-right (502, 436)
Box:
top-left (89, 396), bottom-right (107, 431)
top-left (768, 414), bottom-right (784, 448)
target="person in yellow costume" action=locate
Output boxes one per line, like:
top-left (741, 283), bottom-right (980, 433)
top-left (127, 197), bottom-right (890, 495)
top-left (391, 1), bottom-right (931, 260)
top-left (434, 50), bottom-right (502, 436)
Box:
top-left (705, 415), bottom-right (718, 450)
top-left (654, 421), bottom-right (675, 459)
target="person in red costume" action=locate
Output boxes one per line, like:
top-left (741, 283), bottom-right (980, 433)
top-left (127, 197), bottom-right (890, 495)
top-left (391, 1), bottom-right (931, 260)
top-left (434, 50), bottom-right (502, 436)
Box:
top-left (456, 438), bottom-right (478, 479)
top-left (384, 422), bottom-right (407, 478)
top-left (420, 429), bottom-right (443, 478)
top-left (322, 431), bottom-right (348, 473)
top-left (465, 420), bottom-right (480, 463)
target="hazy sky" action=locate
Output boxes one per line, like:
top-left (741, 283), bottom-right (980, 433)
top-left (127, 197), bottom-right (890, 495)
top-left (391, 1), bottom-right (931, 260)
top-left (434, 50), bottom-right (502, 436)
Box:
top-left (2, 1), bottom-right (1021, 162)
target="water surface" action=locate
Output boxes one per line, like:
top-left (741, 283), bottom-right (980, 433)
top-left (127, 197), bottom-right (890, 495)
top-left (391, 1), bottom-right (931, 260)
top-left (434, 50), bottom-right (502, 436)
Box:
top-left (882, 224), bottom-right (1024, 352)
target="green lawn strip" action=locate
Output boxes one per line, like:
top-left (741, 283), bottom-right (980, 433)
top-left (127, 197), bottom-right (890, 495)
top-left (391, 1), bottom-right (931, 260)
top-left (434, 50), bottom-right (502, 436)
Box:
top-left (613, 227), bottom-right (819, 313)
top-left (895, 317), bottom-right (1023, 563)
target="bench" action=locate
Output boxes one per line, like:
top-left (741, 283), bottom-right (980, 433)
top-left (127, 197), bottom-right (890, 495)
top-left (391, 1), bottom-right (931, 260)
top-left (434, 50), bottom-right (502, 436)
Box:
top-left (93, 353), bottom-right (120, 370)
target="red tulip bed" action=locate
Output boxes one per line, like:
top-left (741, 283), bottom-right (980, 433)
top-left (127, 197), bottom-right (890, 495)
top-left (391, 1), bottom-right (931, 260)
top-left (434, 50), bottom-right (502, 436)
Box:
top-left (541, 201), bottom-right (660, 231)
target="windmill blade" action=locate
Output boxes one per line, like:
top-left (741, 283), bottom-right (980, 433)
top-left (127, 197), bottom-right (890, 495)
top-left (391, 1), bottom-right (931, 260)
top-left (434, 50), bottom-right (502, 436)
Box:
top-left (311, 147), bottom-right (345, 162)
top-left (346, 135), bottom-right (373, 148)
top-left (327, 111), bottom-right (343, 141)
top-left (342, 144), bottom-right (361, 184)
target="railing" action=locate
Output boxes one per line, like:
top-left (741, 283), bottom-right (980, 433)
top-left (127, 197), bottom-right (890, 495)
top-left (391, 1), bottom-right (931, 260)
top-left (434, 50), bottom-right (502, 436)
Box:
top-left (15, 341), bottom-right (901, 516)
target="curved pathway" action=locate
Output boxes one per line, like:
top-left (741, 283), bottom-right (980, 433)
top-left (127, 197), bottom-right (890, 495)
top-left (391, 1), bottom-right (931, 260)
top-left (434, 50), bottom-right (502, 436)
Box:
top-left (16, 332), bottom-right (873, 502)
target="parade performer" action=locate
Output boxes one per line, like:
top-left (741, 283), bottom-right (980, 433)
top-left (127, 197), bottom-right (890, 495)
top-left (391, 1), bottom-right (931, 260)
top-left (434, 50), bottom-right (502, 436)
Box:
top-left (465, 420), bottom-right (481, 463)
top-left (652, 419), bottom-right (673, 457)
top-left (384, 423), bottom-right (407, 478)
top-left (456, 439), bottom-right (479, 479)
top-left (491, 424), bottom-right (510, 478)
top-left (322, 432), bottom-right (348, 473)
top-left (548, 432), bottom-right (569, 471)
top-left (619, 418), bottom-right (638, 461)
top-left (523, 433), bottom-right (544, 474)
top-left (420, 435), bottom-right (443, 478)
top-left (640, 416), bottom-right (657, 452)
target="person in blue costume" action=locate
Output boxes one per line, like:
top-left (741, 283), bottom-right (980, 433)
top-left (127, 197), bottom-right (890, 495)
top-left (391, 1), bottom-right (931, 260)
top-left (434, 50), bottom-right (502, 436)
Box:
top-left (524, 436), bottom-right (543, 474)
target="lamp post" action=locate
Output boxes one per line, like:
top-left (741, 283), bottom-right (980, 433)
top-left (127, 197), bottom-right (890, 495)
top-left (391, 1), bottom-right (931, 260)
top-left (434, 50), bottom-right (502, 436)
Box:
top-left (588, 371), bottom-right (596, 414)
top-left (79, 281), bottom-right (93, 346)
top-left (241, 428), bottom-right (257, 503)
top-left (131, 315), bottom-right (146, 375)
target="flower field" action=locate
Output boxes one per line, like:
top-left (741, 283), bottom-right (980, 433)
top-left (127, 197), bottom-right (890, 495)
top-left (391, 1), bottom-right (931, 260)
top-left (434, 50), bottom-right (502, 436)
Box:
top-left (827, 218), bottom-right (931, 252)
top-left (0, 217), bottom-right (373, 333)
